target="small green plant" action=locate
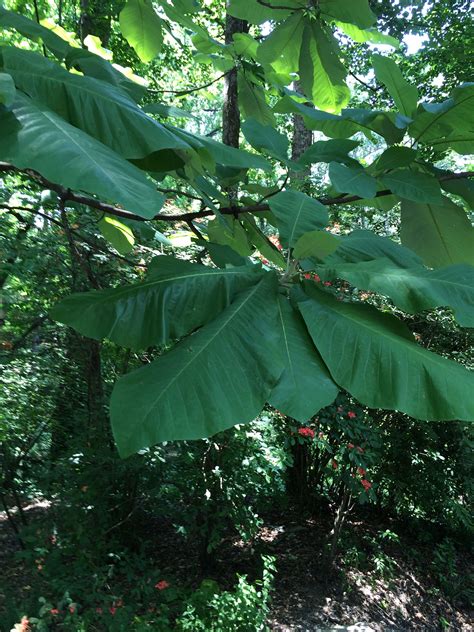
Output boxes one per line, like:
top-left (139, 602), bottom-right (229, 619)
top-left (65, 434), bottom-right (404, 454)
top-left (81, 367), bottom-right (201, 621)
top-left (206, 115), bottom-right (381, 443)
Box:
top-left (176, 555), bottom-right (276, 632)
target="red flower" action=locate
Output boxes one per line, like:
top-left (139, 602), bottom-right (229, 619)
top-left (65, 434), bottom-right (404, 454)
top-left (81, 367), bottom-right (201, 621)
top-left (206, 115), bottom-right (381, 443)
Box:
top-left (155, 580), bottom-right (170, 590)
top-left (109, 607), bottom-right (117, 616)
top-left (304, 273), bottom-right (312, 279)
top-left (68, 605), bottom-right (75, 615)
top-left (348, 443), bottom-right (355, 449)
top-left (331, 460), bottom-right (338, 470)
top-left (356, 446), bottom-right (365, 454)
top-left (347, 411), bottom-right (357, 419)
top-left (361, 479), bottom-right (372, 491)
top-left (323, 281), bottom-right (332, 286)
top-left (313, 274), bottom-right (321, 282)
top-left (50, 609), bottom-right (59, 616)
top-left (357, 467), bottom-right (366, 476)
top-left (298, 427), bottom-right (315, 439)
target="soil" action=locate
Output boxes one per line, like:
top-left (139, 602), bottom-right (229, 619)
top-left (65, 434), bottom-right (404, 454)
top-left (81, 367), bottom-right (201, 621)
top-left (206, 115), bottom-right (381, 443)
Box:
top-left (1, 501), bottom-right (472, 631)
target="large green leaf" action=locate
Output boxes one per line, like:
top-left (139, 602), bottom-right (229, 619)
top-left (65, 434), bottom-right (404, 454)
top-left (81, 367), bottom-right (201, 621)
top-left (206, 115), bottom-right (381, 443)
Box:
top-left (380, 169), bottom-right (443, 204)
top-left (257, 11), bottom-right (304, 75)
top-left (321, 258), bottom-right (474, 327)
top-left (241, 118), bottom-right (289, 161)
top-left (329, 162), bottom-right (377, 198)
top-left (207, 216), bottom-right (253, 257)
top-left (0, 7), bottom-right (70, 58)
top-left (268, 295), bottom-right (338, 421)
top-left (441, 177), bottom-right (474, 210)
top-left (324, 229), bottom-right (424, 268)
top-left (0, 72), bottom-right (15, 106)
top-left (238, 72), bottom-right (275, 126)
top-left (409, 84), bottom-right (474, 150)
top-left (298, 284), bottom-right (474, 421)
top-left (0, 47), bottom-right (190, 160)
top-left (110, 274), bottom-right (284, 456)
top-left (336, 22), bottom-right (399, 48)
top-left (299, 20), bottom-right (350, 114)
top-left (299, 139), bottom-right (359, 165)
top-left (0, 92), bottom-right (165, 217)
top-left (372, 55), bottom-right (418, 117)
top-left (119, 0), bottom-right (163, 63)
top-left (374, 146), bottom-right (417, 172)
top-left (274, 97), bottom-right (404, 144)
top-left (293, 230), bottom-right (340, 261)
top-left (268, 190), bottom-right (328, 248)
top-left (320, 0), bottom-right (376, 29)
top-left (50, 257), bottom-right (262, 349)
top-left (241, 217), bottom-right (286, 268)
top-left (400, 198), bottom-right (474, 268)
top-left (227, 0), bottom-right (298, 24)
top-left (99, 216), bottom-right (135, 255)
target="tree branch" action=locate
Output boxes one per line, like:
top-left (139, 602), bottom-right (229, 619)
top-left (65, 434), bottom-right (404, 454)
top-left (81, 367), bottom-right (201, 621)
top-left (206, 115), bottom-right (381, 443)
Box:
top-left (1, 162), bottom-right (472, 225)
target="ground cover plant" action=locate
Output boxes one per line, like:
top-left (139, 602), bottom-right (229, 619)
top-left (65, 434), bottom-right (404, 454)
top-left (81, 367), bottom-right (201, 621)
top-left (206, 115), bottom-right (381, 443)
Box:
top-left (0, 0), bottom-right (473, 629)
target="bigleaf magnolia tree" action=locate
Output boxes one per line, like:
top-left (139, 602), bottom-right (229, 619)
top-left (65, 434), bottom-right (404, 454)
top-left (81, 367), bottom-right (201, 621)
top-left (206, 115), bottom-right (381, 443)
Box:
top-left (0, 0), bottom-right (473, 458)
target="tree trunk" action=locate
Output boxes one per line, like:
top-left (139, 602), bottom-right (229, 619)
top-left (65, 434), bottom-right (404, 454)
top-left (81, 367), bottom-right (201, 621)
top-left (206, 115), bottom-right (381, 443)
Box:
top-left (290, 81), bottom-right (313, 190)
top-left (222, 4), bottom-right (249, 148)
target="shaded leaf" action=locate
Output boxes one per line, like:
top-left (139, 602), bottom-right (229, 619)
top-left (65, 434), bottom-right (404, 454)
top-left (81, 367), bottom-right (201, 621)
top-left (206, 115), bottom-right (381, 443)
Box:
top-left (381, 169), bottom-right (443, 204)
top-left (373, 55), bottom-right (418, 117)
top-left (99, 215), bottom-right (135, 254)
top-left (293, 230), bottom-right (340, 260)
top-left (50, 256), bottom-right (263, 349)
top-left (268, 295), bottom-right (338, 421)
top-left (110, 274), bottom-right (284, 456)
top-left (298, 284), bottom-right (474, 421)
top-left (0, 92), bottom-right (165, 218)
top-left (322, 258), bottom-right (474, 327)
top-left (329, 162), bottom-right (377, 198)
top-left (268, 190), bottom-right (328, 248)
top-left (400, 198), bottom-right (474, 268)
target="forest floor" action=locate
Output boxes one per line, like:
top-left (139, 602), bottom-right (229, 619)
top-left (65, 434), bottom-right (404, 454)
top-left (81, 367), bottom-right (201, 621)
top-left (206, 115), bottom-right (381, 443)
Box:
top-left (1, 502), bottom-right (472, 631)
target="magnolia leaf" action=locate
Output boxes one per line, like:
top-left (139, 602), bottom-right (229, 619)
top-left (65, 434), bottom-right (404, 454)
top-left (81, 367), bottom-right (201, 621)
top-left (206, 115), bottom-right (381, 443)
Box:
top-left (325, 229), bottom-right (424, 268)
top-left (298, 284), bottom-right (474, 422)
top-left (374, 146), bottom-right (417, 171)
top-left (50, 257), bottom-right (263, 349)
top-left (299, 139), bottom-right (359, 165)
top-left (268, 295), bottom-right (338, 420)
top-left (336, 22), bottom-right (399, 48)
top-left (400, 198), bottom-right (474, 268)
top-left (238, 72), bottom-right (275, 126)
top-left (119, 0), bottom-right (163, 63)
top-left (208, 216), bottom-right (253, 257)
top-left (257, 12), bottom-right (304, 75)
top-left (373, 55), bottom-right (418, 117)
top-left (0, 92), bottom-right (166, 217)
top-left (299, 20), bottom-right (350, 114)
top-left (0, 72), bottom-right (15, 106)
top-left (320, 0), bottom-right (376, 30)
top-left (110, 274), bottom-right (284, 456)
top-left (329, 162), bottom-right (377, 198)
top-left (322, 258), bottom-right (474, 327)
top-left (1, 48), bottom-right (190, 160)
top-left (409, 84), bottom-right (474, 148)
top-left (241, 118), bottom-right (289, 161)
top-left (268, 190), bottom-right (328, 248)
top-left (241, 217), bottom-right (286, 268)
top-left (380, 170), bottom-right (443, 204)
top-left (99, 215), bottom-right (135, 254)
top-left (293, 230), bottom-right (340, 260)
